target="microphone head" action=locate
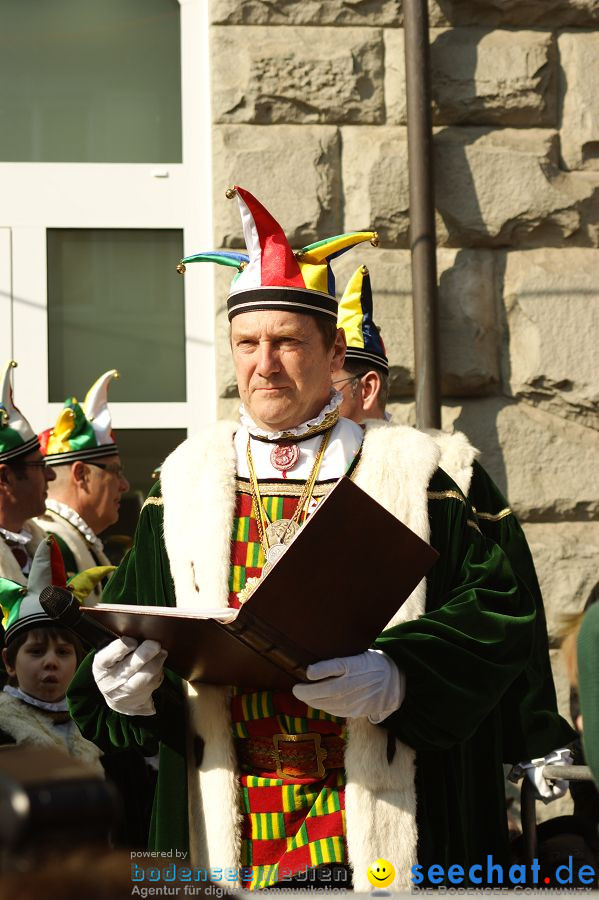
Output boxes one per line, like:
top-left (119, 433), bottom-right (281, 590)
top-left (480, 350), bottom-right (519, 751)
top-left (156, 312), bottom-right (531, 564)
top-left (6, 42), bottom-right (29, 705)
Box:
top-left (39, 585), bottom-right (78, 625)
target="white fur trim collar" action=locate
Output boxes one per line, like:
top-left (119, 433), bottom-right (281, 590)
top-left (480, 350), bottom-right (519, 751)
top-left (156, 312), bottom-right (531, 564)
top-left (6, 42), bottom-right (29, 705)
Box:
top-left (426, 429), bottom-right (479, 496)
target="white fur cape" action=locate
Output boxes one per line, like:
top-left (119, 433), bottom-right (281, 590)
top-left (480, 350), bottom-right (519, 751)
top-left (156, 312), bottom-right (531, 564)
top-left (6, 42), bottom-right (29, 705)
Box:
top-left (426, 429), bottom-right (479, 497)
top-left (160, 420), bottom-right (441, 892)
top-left (0, 519), bottom-right (46, 585)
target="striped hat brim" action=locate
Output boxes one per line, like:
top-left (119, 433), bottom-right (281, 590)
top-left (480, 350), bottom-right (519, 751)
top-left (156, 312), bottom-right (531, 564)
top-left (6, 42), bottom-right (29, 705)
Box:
top-left (0, 435), bottom-right (41, 464)
top-left (227, 286), bottom-right (338, 321)
top-left (344, 346), bottom-right (389, 374)
top-left (43, 443), bottom-right (119, 466)
top-left (5, 611), bottom-right (55, 644)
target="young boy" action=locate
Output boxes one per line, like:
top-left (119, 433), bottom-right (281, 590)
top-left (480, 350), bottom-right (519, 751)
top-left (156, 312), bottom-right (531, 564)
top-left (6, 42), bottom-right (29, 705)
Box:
top-left (0, 536), bottom-right (107, 773)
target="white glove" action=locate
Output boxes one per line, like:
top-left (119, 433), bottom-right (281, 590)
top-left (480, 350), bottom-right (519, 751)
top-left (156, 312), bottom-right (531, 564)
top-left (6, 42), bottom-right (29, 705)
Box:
top-left (292, 649), bottom-right (405, 723)
top-left (92, 637), bottom-right (167, 717)
top-left (510, 748), bottom-right (572, 804)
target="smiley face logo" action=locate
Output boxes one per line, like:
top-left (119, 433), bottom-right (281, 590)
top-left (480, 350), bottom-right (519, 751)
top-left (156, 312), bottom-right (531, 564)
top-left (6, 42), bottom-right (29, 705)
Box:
top-left (367, 858), bottom-right (395, 889)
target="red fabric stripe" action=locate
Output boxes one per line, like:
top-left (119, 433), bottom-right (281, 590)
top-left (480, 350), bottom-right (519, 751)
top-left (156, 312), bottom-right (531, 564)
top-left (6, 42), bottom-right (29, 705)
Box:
top-left (48, 535), bottom-right (67, 587)
top-left (250, 839), bottom-right (288, 866)
top-left (279, 845), bottom-right (313, 871)
top-left (235, 186), bottom-right (304, 288)
top-left (305, 809), bottom-right (344, 842)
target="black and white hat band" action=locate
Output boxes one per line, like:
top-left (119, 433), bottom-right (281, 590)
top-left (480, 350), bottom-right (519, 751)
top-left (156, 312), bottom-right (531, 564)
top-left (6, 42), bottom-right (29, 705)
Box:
top-left (227, 286), bottom-right (338, 322)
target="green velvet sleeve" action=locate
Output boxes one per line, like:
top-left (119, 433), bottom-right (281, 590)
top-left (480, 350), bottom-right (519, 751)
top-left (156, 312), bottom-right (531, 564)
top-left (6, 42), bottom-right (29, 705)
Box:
top-left (375, 468), bottom-right (535, 752)
top-left (469, 461), bottom-right (575, 760)
top-left (577, 603), bottom-right (599, 788)
top-left (67, 652), bottom-right (185, 756)
top-left (102, 481), bottom-right (176, 609)
top-left (67, 480), bottom-right (185, 755)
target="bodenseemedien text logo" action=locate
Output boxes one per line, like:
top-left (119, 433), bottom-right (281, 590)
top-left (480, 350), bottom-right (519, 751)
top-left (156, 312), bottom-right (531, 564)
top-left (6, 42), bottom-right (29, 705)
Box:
top-left (411, 856), bottom-right (596, 888)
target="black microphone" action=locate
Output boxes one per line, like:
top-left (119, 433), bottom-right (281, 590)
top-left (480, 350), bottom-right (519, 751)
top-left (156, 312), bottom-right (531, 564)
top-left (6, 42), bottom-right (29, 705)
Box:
top-left (39, 585), bottom-right (119, 650)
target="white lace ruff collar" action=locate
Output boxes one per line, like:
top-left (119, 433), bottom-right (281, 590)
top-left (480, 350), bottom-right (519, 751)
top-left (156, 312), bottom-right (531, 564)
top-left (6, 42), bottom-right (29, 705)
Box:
top-left (239, 390), bottom-right (343, 441)
top-left (3, 685), bottom-right (69, 712)
top-left (45, 500), bottom-right (104, 552)
top-left (0, 526), bottom-right (32, 545)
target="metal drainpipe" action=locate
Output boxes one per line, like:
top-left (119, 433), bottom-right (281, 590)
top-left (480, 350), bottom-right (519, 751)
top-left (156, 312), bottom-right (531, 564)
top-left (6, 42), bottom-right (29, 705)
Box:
top-left (403, 0), bottom-right (441, 429)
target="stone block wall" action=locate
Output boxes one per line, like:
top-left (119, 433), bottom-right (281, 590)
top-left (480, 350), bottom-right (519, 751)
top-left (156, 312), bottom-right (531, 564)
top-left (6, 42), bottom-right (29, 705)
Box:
top-left (209, 0), bottom-right (599, 795)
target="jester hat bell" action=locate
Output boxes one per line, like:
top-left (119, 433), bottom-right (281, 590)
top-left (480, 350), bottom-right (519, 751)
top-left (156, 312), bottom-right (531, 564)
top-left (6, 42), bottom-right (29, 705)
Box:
top-left (0, 537), bottom-right (113, 645)
top-left (39, 370), bottom-right (120, 466)
top-left (337, 266), bottom-right (389, 374)
top-left (177, 185), bottom-right (379, 322)
top-left (0, 361), bottom-right (40, 463)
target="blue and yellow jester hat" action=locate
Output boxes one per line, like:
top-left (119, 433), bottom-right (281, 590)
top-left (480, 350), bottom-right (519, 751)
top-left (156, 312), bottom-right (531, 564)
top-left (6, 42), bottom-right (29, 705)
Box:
top-left (0, 361), bottom-right (40, 463)
top-left (177, 185), bottom-right (379, 321)
top-left (39, 370), bottom-right (120, 466)
top-left (0, 536), bottom-right (114, 645)
top-left (337, 266), bottom-right (389, 374)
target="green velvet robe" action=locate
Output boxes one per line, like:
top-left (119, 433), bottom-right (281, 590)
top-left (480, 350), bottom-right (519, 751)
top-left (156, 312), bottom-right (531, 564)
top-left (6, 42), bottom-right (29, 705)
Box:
top-left (69, 463), bottom-right (546, 884)
top-left (577, 603), bottom-right (599, 788)
top-left (468, 460), bottom-right (575, 762)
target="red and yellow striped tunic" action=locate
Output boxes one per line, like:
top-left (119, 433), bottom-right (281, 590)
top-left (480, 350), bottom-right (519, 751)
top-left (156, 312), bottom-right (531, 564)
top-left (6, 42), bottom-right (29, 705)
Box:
top-left (229, 484), bottom-right (347, 891)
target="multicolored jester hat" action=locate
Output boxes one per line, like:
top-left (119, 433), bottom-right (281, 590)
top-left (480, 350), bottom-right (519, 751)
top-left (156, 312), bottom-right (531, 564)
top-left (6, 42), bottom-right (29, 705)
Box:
top-left (176, 185), bottom-right (379, 320)
top-left (0, 536), bottom-right (114, 645)
top-left (0, 360), bottom-right (40, 463)
top-left (39, 370), bottom-right (120, 466)
top-left (337, 265), bottom-right (389, 374)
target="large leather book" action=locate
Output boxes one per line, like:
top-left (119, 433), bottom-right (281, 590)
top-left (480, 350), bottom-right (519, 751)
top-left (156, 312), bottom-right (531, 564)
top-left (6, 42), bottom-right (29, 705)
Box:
top-left (84, 477), bottom-right (439, 690)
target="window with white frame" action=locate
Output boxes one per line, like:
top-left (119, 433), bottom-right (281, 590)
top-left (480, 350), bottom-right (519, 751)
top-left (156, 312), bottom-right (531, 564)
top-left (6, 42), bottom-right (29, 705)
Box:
top-left (0, 0), bottom-right (215, 537)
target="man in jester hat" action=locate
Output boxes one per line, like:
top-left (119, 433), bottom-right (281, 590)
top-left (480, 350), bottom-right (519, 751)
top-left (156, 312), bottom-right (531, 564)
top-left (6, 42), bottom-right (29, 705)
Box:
top-left (69, 186), bottom-right (535, 891)
top-left (0, 361), bottom-right (56, 584)
top-left (35, 370), bottom-right (130, 603)
top-left (334, 265), bottom-right (575, 803)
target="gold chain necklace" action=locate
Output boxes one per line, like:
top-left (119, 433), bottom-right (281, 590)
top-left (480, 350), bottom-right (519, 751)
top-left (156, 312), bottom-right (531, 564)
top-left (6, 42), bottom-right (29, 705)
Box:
top-left (245, 429), bottom-right (332, 582)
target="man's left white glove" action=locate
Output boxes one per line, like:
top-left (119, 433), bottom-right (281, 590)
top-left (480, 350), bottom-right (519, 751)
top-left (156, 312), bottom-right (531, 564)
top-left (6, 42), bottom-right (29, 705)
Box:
top-left (292, 649), bottom-right (406, 723)
top-left (509, 748), bottom-right (572, 804)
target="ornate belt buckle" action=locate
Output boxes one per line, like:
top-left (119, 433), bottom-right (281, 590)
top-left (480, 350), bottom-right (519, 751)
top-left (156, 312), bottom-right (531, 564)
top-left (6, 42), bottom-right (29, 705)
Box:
top-left (272, 732), bottom-right (328, 779)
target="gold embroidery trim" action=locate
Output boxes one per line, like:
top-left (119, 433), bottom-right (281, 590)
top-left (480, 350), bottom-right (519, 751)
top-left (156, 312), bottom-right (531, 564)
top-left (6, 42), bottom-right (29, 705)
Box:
top-left (142, 497), bottom-right (164, 510)
top-left (427, 490), bottom-right (465, 504)
top-left (474, 507), bottom-right (512, 522)
top-left (235, 478), bottom-right (335, 498)
top-left (467, 519), bottom-right (482, 535)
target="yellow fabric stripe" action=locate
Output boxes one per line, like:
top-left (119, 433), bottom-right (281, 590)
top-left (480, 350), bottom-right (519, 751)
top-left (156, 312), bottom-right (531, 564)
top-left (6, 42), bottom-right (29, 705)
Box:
top-left (249, 812), bottom-right (285, 839)
top-left (230, 565), bottom-right (243, 593)
top-left (337, 266), bottom-right (366, 350)
top-left (233, 517), bottom-right (248, 541)
top-left (142, 496), bottom-right (163, 510)
top-left (427, 490), bottom-right (465, 504)
top-left (475, 507), bottom-right (512, 522)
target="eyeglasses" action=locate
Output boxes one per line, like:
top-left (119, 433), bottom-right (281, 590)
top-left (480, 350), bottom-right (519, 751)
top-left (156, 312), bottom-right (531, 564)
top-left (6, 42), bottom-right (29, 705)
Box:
top-left (332, 375), bottom-right (362, 387)
top-left (86, 462), bottom-right (127, 479)
top-left (332, 374), bottom-right (366, 398)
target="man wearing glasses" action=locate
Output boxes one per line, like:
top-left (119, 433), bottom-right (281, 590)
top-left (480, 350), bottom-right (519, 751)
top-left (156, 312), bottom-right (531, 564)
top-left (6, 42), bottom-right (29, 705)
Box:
top-left (0, 361), bottom-right (56, 584)
top-left (36, 370), bottom-right (129, 603)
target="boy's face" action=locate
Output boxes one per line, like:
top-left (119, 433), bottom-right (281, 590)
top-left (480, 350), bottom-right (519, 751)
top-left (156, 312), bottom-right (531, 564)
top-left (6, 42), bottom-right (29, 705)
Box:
top-left (2, 631), bottom-right (78, 703)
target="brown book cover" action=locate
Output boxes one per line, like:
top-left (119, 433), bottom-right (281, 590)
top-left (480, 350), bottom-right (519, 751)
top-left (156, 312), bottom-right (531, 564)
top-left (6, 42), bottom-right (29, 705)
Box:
top-left (84, 477), bottom-right (439, 690)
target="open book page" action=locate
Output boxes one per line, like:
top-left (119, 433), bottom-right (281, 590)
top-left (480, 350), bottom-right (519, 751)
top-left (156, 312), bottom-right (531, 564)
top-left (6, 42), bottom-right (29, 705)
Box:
top-left (96, 603), bottom-right (239, 623)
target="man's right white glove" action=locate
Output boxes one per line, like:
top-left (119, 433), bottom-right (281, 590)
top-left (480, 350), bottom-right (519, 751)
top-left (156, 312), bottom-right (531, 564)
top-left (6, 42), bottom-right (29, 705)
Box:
top-left (92, 637), bottom-right (167, 717)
